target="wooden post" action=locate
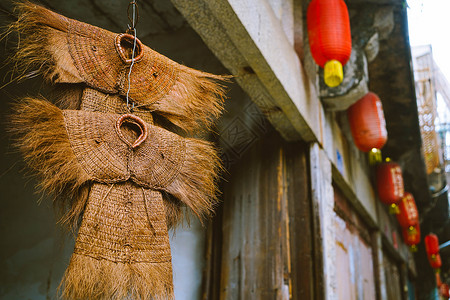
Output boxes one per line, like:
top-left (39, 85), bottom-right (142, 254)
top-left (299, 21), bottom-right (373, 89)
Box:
top-left (285, 141), bottom-right (315, 300)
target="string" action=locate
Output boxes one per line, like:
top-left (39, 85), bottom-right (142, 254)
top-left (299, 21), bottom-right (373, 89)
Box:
top-left (126, 0), bottom-right (138, 112)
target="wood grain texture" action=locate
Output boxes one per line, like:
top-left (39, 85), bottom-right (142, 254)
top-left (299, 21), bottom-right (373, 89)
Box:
top-left (207, 127), bottom-right (316, 300)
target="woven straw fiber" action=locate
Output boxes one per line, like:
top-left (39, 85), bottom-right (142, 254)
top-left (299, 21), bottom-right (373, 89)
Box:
top-left (63, 108), bottom-right (185, 188)
top-left (11, 98), bottom-right (222, 299)
top-left (62, 106), bottom-right (221, 224)
top-left (81, 87), bottom-right (154, 124)
top-left (10, 2), bottom-right (226, 298)
top-left (10, 2), bottom-right (228, 134)
top-left (62, 182), bottom-right (173, 300)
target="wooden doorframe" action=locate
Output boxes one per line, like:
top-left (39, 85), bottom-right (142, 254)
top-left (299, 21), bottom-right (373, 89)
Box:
top-left (286, 141), bottom-right (324, 300)
top-left (202, 130), bottom-right (325, 299)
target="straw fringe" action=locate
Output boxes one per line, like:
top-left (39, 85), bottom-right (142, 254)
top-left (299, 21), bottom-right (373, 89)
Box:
top-left (150, 68), bottom-right (229, 134)
top-left (51, 83), bottom-right (84, 110)
top-left (9, 97), bottom-right (90, 229)
top-left (60, 253), bottom-right (174, 300)
top-left (10, 2), bottom-right (229, 134)
top-left (161, 192), bottom-right (184, 229)
top-left (165, 138), bottom-right (222, 223)
top-left (9, 1), bottom-right (82, 83)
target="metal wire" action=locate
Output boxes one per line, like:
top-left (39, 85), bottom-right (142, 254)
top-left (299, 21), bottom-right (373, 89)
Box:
top-left (126, 0), bottom-right (138, 112)
top-left (127, 0), bottom-right (139, 29)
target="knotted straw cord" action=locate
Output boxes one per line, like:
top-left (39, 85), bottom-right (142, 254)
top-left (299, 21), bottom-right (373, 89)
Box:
top-left (126, 0), bottom-right (138, 112)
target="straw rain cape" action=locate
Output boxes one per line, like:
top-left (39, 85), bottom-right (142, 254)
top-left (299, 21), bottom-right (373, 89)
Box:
top-left (9, 2), bottom-right (227, 298)
top-left (11, 98), bottom-right (221, 299)
top-left (10, 2), bottom-right (228, 135)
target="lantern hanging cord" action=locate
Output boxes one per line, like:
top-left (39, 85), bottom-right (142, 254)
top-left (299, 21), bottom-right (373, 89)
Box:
top-left (126, 0), bottom-right (139, 112)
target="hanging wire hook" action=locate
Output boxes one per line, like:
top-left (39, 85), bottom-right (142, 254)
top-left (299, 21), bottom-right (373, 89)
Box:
top-left (127, 0), bottom-right (139, 33)
top-left (126, 0), bottom-right (138, 112)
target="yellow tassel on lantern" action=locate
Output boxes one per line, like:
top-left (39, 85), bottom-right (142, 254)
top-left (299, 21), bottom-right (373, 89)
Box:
top-left (389, 203), bottom-right (400, 214)
top-left (369, 148), bottom-right (382, 165)
top-left (324, 60), bottom-right (344, 87)
top-left (408, 226), bottom-right (417, 235)
top-left (410, 245), bottom-right (418, 252)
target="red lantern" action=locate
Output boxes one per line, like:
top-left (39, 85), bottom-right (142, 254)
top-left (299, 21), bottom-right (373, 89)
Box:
top-left (441, 284), bottom-right (450, 298)
top-left (425, 234), bottom-right (440, 255)
top-left (347, 92), bottom-right (387, 153)
top-left (307, 0), bottom-right (352, 87)
top-left (402, 224), bottom-right (420, 250)
top-left (428, 253), bottom-right (442, 269)
top-left (376, 161), bottom-right (405, 210)
top-left (396, 193), bottom-right (419, 228)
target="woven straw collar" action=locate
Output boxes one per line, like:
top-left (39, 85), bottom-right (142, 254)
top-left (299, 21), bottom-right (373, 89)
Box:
top-left (63, 110), bottom-right (186, 188)
top-left (67, 17), bottom-right (179, 105)
top-left (115, 114), bottom-right (148, 148)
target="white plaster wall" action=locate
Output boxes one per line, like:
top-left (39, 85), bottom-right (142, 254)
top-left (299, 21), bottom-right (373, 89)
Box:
top-left (266, 0), bottom-right (294, 45)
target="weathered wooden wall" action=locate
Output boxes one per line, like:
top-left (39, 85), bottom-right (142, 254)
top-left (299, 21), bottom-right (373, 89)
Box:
top-left (205, 127), bottom-right (316, 300)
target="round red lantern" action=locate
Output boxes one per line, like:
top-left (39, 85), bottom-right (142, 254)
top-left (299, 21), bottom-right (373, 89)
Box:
top-left (396, 193), bottom-right (419, 228)
top-left (307, 0), bottom-right (352, 87)
top-left (402, 224), bottom-right (420, 251)
top-left (376, 161), bottom-right (405, 211)
top-left (428, 253), bottom-right (442, 269)
top-left (441, 284), bottom-right (450, 298)
top-left (425, 234), bottom-right (440, 256)
top-left (347, 92), bottom-right (387, 153)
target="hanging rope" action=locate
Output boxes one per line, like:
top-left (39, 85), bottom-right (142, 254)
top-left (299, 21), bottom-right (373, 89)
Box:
top-left (126, 0), bottom-right (139, 112)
